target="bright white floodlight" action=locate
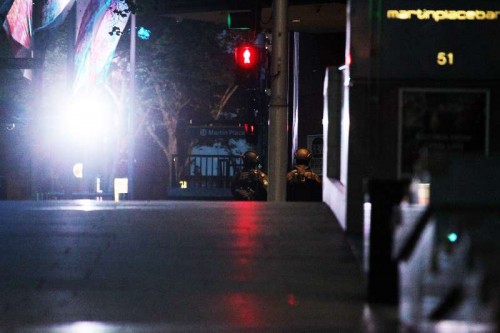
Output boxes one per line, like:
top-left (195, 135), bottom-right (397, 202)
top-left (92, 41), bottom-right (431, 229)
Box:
top-left (59, 94), bottom-right (113, 142)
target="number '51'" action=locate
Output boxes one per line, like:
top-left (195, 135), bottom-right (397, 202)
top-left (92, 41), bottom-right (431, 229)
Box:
top-left (437, 52), bottom-right (454, 66)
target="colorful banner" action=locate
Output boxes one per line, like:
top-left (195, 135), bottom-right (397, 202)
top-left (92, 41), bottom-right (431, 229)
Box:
top-left (73, 0), bottom-right (130, 93)
top-left (37, 0), bottom-right (74, 32)
top-left (3, 0), bottom-right (74, 57)
top-left (2, 0), bottom-right (31, 57)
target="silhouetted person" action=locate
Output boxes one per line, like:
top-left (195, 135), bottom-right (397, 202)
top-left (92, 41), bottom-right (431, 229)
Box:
top-left (286, 148), bottom-right (322, 201)
top-left (231, 150), bottom-right (269, 201)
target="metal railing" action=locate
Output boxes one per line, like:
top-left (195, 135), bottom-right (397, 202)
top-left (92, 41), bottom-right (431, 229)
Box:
top-left (170, 155), bottom-right (243, 189)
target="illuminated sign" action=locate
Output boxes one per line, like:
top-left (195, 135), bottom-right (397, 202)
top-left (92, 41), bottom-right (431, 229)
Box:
top-left (380, 1), bottom-right (500, 80)
top-left (114, 178), bottom-right (128, 202)
top-left (188, 126), bottom-right (245, 139)
top-left (387, 9), bottom-right (500, 21)
top-left (234, 44), bottom-right (260, 70)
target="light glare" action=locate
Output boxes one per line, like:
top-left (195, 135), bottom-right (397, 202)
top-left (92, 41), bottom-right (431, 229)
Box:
top-left (73, 163), bottom-right (83, 178)
top-left (62, 98), bottom-right (111, 140)
top-left (53, 91), bottom-right (116, 146)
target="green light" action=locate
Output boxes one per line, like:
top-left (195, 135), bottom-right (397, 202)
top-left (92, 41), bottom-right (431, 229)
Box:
top-left (137, 27), bottom-right (151, 40)
top-left (447, 232), bottom-right (458, 243)
top-left (227, 12), bottom-right (253, 30)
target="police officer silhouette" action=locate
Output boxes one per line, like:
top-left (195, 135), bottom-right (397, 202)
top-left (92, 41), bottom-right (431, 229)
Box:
top-left (231, 151), bottom-right (269, 201)
top-left (286, 147), bottom-right (322, 201)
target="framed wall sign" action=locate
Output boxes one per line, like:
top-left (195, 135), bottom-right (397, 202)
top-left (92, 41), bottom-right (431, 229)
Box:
top-left (398, 88), bottom-right (489, 177)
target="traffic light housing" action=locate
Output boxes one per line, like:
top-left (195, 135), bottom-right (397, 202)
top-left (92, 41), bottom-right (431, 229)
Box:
top-left (234, 44), bottom-right (261, 87)
top-left (227, 12), bottom-right (253, 30)
top-left (234, 44), bottom-right (260, 70)
top-left (244, 123), bottom-right (257, 145)
top-left (227, 10), bottom-right (260, 30)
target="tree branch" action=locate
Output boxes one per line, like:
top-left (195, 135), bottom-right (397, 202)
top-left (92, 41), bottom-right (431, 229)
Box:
top-left (146, 125), bottom-right (169, 157)
top-left (212, 84), bottom-right (238, 120)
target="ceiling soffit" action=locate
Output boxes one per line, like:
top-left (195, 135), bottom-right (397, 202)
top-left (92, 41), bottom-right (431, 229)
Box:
top-left (161, 3), bottom-right (346, 33)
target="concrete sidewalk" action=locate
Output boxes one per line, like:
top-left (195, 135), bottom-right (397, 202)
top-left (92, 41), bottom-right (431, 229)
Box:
top-left (0, 200), bottom-right (400, 332)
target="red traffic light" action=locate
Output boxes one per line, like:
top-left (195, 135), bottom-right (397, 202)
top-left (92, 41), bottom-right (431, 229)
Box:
top-left (234, 44), bottom-right (260, 69)
top-left (244, 123), bottom-right (255, 134)
top-left (244, 123), bottom-right (257, 144)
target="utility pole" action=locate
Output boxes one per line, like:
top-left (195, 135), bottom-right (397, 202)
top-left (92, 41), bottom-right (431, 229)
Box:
top-left (31, 0), bottom-right (44, 199)
top-left (127, 9), bottom-right (136, 200)
top-left (267, 0), bottom-right (288, 201)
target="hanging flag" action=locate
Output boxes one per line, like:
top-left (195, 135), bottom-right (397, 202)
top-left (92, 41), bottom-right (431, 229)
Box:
top-left (38, 0), bottom-right (74, 31)
top-left (30, 0), bottom-right (76, 53)
top-left (3, 0), bottom-right (74, 78)
top-left (2, 0), bottom-right (32, 78)
top-left (73, 0), bottom-right (130, 93)
top-left (2, 0), bottom-right (32, 58)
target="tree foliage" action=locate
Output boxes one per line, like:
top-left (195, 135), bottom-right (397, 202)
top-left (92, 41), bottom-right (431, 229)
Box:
top-left (114, 16), bottom-right (246, 184)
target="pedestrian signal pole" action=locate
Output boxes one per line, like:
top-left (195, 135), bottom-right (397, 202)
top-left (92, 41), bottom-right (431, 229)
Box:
top-left (268, 0), bottom-right (288, 201)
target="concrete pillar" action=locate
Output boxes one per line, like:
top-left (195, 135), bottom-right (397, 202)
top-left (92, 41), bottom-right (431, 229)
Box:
top-left (267, 0), bottom-right (288, 201)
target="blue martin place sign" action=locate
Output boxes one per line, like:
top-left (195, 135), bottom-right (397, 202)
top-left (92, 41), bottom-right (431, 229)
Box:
top-left (188, 126), bottom-right (246, 139)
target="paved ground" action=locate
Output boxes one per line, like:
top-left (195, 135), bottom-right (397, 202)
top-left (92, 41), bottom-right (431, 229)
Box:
top-left (0, 200), bottom-right (401, 332)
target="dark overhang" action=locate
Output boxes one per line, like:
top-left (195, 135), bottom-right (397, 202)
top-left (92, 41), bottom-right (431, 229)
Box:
top-left (155, 0), bottom-right (346, 14)
top-left (154, 1), bottom-right (346, 33)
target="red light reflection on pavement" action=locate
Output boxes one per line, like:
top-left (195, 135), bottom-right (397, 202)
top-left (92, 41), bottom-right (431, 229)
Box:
top-left (222, 292), bottom-right (261, 327)
top-left (221, 202), bottom-right (264, 326)
top-left (229, 202), bottom-right (261, 281)
top-left (287, 293), bottom-right (298, 307)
